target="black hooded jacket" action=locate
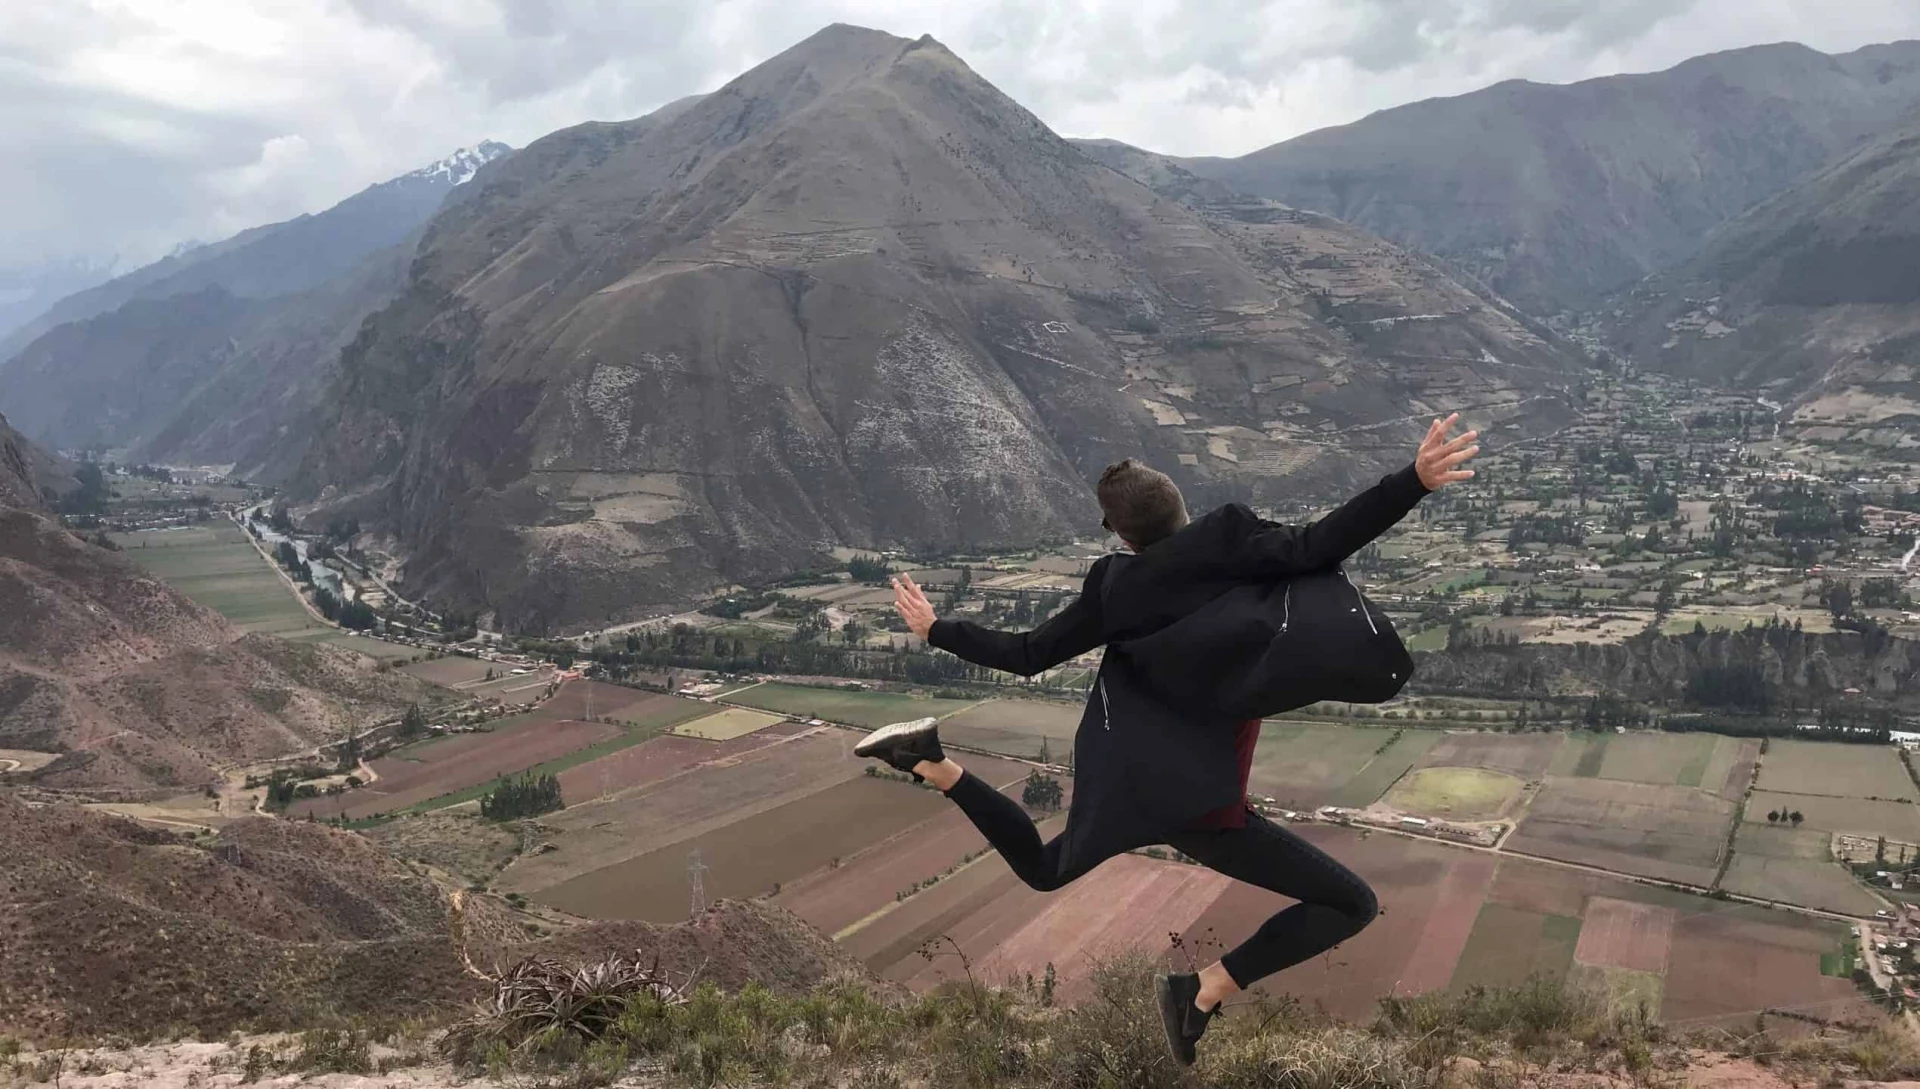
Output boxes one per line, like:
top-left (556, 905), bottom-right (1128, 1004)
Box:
top-left (927, 463), bottom-right (1429, 880)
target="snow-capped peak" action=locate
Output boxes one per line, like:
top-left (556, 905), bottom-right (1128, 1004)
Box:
top-left (409, 140), bottom-right (512, 187)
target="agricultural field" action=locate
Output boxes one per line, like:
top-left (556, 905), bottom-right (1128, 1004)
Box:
top-left (841, 820), bottom-right (1862, 1027)
top-left (674, 707), bottom-right (787, 740)
top-left (1722, 825), bottom-right (1884, 915)
top-left (288, 714), bottom-right (623, 820)
top-left (499, 727), bottom-right (1038, 922)
top-left (1445, 860), bottom-right (1863, 1027)
top-left (556, 721), bottom-right (814, 804)
top-left (1505, 778), bottom-right (1735, 886)
top-left (113, 523), bottom-right (323, 637)
top-left (1417, 732), bottom-right (1563, 780)
top-left (1246, 723), bottom-right (1407, 809)
top-left (1755, 741), bottom-right (1915, 801)
top-left (723, 682), bottom-right (979, 729)
top-left (1383, 767), bottom-right (1525, 820)
top-left (937, 699), bottom-right (1081, 761)
top-left (399, 656), bottom-right (499, 688)
top-left (538, 776), bottom-right (954, 922)
top-left (1714, 740), bottom-right (1920, 910)
top-left (1546, 732), bottom-right (1756, 796)
top-left (291, 629), bottom-right (423, 661)
top-left (1744, 792), bottom-right (1920, 841)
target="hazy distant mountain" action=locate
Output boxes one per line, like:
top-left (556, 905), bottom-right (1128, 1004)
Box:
top-left (0, 257), bottom-right (117, 345)
top-left (1170, 41), bottom-right (1920, 313)
top-left (1609, 123), bottom-right (1920, 450)
top-left (296, 24), bottom-right (1582, 632)
top-left (0, 143), bottom-right (511, 478)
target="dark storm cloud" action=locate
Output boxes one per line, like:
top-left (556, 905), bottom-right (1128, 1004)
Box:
top-left (0, 0), bottom-right (1915, 286)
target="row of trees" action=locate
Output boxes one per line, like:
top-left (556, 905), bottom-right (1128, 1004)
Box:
top-left (314, 586), bottom-right (376, 629)
top-left (479, 773), bottom-right (564, 820)
top-left (590, 623), bottom-right (1002, 687)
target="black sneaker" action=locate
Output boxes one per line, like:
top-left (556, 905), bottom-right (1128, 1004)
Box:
top-left (1156, 972), bottom-right (1217, 1068)
top-left (853, 717), bottom-right (944, 779)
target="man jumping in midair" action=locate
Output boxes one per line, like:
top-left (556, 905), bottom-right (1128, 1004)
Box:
top-left (855, 415), bottom-right (1479, 1066)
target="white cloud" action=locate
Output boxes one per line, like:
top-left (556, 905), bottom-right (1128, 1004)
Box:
top-left (1, 0), bottom-right (1916, 271)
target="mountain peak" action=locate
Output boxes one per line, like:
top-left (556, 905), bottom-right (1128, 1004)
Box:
top-left (407, 140), bottom-right (514, 187)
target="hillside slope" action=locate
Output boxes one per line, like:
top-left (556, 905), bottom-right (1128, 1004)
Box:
top-left (0, 145), bottom-right (509, 480)
top-left (1607, 123), bottom-right (1920, 454)
top-left (0, 794), bottom-right (874, 1038)
top-left (0, 410), bottom-right (71, 511)
top-left (1175, 41), bottom-right (1920, 313)
top-left (296, 24), bottom-right (1581, 633)
top-left (0, 502), bottom-right (437, 793)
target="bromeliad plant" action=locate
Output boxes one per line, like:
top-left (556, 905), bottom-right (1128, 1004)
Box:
top-left (439, 951), bottom-right (702, 1063)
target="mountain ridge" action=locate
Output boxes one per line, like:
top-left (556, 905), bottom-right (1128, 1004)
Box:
top-left (0, 143), bottom-right (511, 478)
top-left (293, 23), bottom-right (1582, 632)
top-left (1163, 39), bottom-right (1920, 313)
top-left (1605, 119), bottom-right (1920, 451)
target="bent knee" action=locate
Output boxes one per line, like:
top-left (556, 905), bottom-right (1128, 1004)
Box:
top-left (1017, 870), bottom-right (1070, 893)
top-left (1341, 882), bottom-right (1380, 929)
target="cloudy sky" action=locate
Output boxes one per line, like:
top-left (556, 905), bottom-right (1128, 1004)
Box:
top-left (5, 0), bottom-right (1919, 278)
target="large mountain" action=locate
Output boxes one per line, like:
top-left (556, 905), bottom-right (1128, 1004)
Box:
top-left (0, 143), bottom-right (510, 479)
top-left (1170, 41), bottom-right (1920, 314)
top-left (296, 24), bottom-right (1583, 633)
top-left (1607, 123), bottom-right (1920, 451)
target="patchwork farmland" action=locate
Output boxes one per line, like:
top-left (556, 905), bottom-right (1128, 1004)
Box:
top-left (336, 677), bottom-right (1903, 1027)
top-left (286, 679), bottom-right (732, 819)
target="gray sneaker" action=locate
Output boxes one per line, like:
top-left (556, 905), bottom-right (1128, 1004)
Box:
top-left (853, 717), bottom-right (944, 780)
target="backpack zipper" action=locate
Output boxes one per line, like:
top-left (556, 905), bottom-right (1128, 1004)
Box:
top-left (1280, 585), bottom-right (1291, 634)
top-left (1339, 569), bottom-right (1379, 635)
top-left (1099, 677), bottom-right (1112, 730)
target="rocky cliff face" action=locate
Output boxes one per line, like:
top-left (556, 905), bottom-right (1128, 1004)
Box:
top-left (1607, 123), bottom-right (1920, 453)
top-left (298, 24), bottom-right (1583, 632)
top-left (1414, 625), bottom-right (1920, 707)
top-left (1173, 41), bottom-right (1920, 314)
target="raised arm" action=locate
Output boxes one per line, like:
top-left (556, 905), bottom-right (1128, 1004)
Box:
top-left (893, 564), bottom-right (1106, 678)
top-left (1240, 413), bottom-right (1479, 574)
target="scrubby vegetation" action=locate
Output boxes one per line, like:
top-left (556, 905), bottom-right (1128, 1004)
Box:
top-left (431, 949), bottom-right (1920, 1089)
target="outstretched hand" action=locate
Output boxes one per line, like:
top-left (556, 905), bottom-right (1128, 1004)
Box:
top-left (892, 574), bottom-right (936, 640)
top-left (1416, 413), bottom-right (1479, 490)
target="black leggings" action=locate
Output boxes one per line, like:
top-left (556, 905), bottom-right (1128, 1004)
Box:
top-left (945, 771), bottom-right (1378, 988)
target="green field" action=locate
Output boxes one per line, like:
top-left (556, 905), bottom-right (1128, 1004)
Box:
top-left (1384, 766), bottom-right (1525, 820)
top-left (673, 707), bottom-right (786, 740)
top-left (1596, 732), bottom-right (1716, 786)
top-left (1248, 723), bottom-right (1403, 809)
top-left (1328, 730), bottom-right (1442, 808)
top-left (1755, 741), bottom-right (1915, 801)
top-left (723, 682), bottom-right (979, 729)
top-left (113, 523), bottom-right (326, 637)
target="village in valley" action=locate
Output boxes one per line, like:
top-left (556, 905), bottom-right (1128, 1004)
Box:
top-left (20, 367), bottom-right (1920, 1031)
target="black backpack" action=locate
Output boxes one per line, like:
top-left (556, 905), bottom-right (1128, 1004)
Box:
top-left (1109, 567), bottom-right (1414, 719)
